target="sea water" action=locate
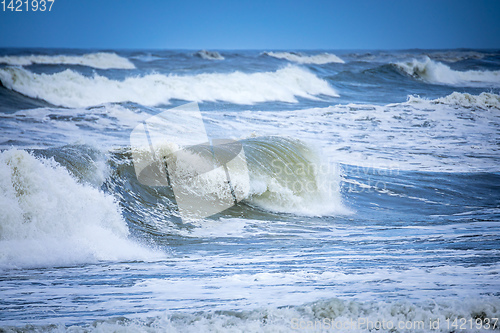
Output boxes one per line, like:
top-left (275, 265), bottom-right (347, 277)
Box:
top-left (0, 49), bottom-right (499, 332)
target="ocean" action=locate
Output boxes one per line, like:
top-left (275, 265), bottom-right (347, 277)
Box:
top-left (0, 48), bottom-right (499, 332)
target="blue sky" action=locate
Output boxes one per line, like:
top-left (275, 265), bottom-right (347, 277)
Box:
top-left (0, 0), bottom-right (499, 49)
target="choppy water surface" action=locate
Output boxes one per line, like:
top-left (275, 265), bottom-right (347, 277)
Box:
top-left (1, 49), bottom-right (499, 332)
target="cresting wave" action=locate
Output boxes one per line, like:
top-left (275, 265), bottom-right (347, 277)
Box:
top-left (395, 56), bottom-right (500, 87)
top-left (241, 136), bottom-right (346, 215)
top-left (0, 52), bottom-right (135, 69)
top-left (264, 51), bottom-right (345, 64)
top-left (116, 136), bottom-right (347, 223)
top-left (0, 65), bottom-right (338, 108)
top-left (0, 149), bottom-right (159, 269)
top-left (7, 297), bottom-right (500, 332)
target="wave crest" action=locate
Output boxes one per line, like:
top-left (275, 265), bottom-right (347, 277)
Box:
top-left (124, 136), bottom-right (347, 219)
top-left (395, 57), bottom-right (500, 87)
top-left (0, 52), bottom-right (135, 69)
top-left (0, 149), bottom-right (159, 268)
top-left (0, 65), bottom-right (339, 108)
top-left (242, 137), bottom-right (346, 215)
top-left (264, 51), bottom-right (345, 64)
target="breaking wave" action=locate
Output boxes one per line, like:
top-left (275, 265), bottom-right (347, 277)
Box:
top-left (0, 52), bottom-right (135, 69)
top-left (242, 136), bottom-right (346, 215)
top-left (117, 136), bottom-right (347, 221)
top-left (0, 149), bottom-right (160, 269)
top-left (0, 65), bottom-right (339, 108)
top-left (394, 57), bottom-right (500, 87)
top-left (264, 51), bottom-right (345, 64)
top-left (0, 136), bottom-right (346, 268)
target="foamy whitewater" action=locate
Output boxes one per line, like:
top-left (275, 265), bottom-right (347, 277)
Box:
top-left (395, 56), bottom-right (500, 87)
top-left (264, 51), bottom-right (345, 64)
top-left (0, 65), bottom-right (337, 107)
top-left (0, 48), bottom-right (499, 332)
top-left (0, 52), bottom-right (135, 69)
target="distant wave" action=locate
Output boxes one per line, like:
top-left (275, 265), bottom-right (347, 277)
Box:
top-left (264, 51), bottom-right (345, 64)
top-left (195, 50), bottom-right (225, 60)
top-left (427, 50), bottom-right (489, 62)
top-left (344, 50), bottom-right (492, 63)
top-left (0, 52), bottom-right (135, 69)
top-left (0, 149), bottom-right (159, 268)
top-left (0, 65), bottom-right (339, 108)
top-left (394, 57), bottom-right (500, 87)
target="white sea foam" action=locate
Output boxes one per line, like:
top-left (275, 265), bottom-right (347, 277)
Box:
top-left (206, 92), bottom-right (500, 172)
top-left (0, 104), bottom-right (150, 149)
top-left (395, 57), bottom-right (500, 87)
top-left (0, 149), bottom-right (160, 269)
top-left (19, 296), bottom-right (500, 332)
top-left (407, 91), bottom-right (500, 109)
top-left (264, 51), bottom-right (345, 64)
top-left (0, 52), bottom-right (135, 69)
top-left (1, 91), bottom-right (498, 173)
top-left (0, 65), bottom-right (338, 108)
